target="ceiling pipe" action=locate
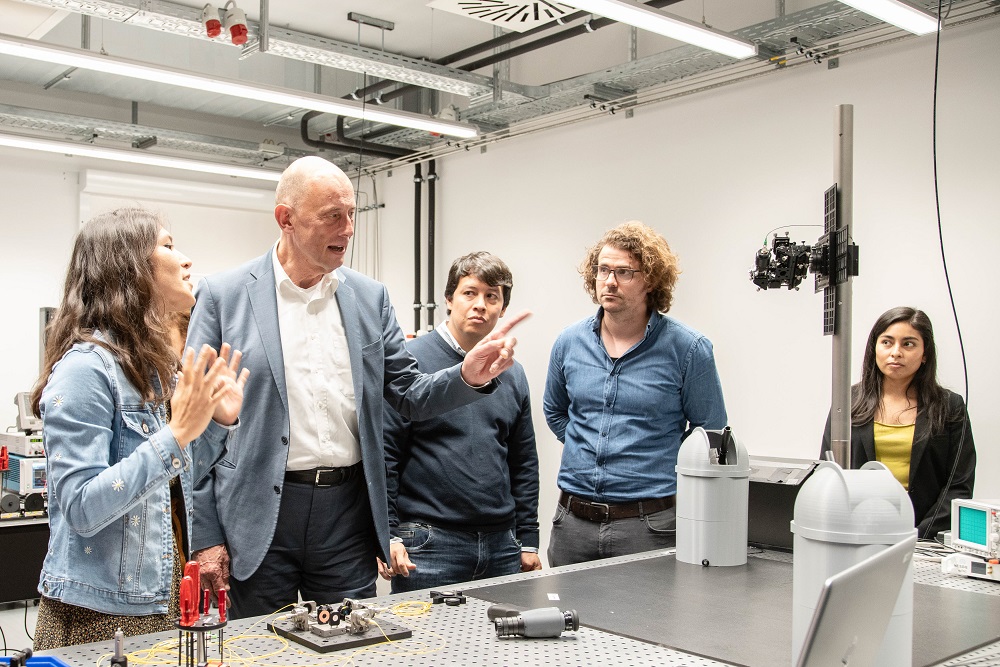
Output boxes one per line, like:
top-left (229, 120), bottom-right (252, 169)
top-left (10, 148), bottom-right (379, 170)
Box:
top-left (259, 0), bottom-right (269, 53)
top-left (335, 115), bottom-right (414, 157)
top-left (369, 0), bottom-right (683, 106)
top-left (340, 0), bottom-right (680, 146)
top-left (44, 14), bottom-right (90, 89)
top-left (349, 9), bottom-right (592, 102)
top-left (299, 110), bottom-right (413, 158)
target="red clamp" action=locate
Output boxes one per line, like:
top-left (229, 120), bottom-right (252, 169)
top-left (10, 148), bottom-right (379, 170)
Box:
top-left (179, 561), bottom-right (201, 627)
top-left (0, 445), bottom-right (8, 472)
top-left (217, 589), bottom-right (227, 623)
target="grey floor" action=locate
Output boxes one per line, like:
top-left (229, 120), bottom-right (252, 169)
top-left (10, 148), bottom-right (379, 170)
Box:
top-left (0, 599), bottom-right (38, 657)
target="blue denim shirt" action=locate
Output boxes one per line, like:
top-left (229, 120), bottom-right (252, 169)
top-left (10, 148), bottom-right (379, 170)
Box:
top-left (544, 310), bottom-right (727, 502)
top-left (37, 336), bottom-right (235, 615)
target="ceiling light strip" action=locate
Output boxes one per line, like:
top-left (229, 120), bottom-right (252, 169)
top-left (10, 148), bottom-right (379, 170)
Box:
top-left (837, 0), bottom-right (939, 35)
top-left (0, 34), bottom-right (479, 139)
top-left (0, 132), bottom-right (282, 182)
top-left (562, 0), bottom-right (758, 59)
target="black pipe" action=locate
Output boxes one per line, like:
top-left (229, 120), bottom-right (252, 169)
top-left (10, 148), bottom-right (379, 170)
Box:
top-left (335, 115), bottom-right (415, 158)
top-left (319, 1), bottom-right (681, 151)
top-left (413, 163), bottom-right (423, 334)
top-left (426, 160), bottom-right (437, 331)
top-left (373, 0), bottom-right (682, 106)
top-left (300, 110), bottom-right (354, 154)
top-left (300, 110), bottom-right (413, 158)
top-left (349, 10), bottom-right (591, 101)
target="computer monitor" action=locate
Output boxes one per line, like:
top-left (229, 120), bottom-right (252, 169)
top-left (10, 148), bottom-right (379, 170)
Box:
top-left (796, 535), bottom-right (917, 667)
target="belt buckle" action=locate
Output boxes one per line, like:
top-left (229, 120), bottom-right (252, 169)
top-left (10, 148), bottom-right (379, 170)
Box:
top-left (590, 502), bottom-right (610, 522)
top-left (315, 469), bottom-right (333, 488)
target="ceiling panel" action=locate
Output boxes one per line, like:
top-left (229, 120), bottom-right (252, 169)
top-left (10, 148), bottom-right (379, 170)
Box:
top-left (1, 0), bottom-right (995, 173)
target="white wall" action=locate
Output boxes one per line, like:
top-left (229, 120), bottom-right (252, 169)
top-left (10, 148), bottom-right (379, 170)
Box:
top-left (0, 155), bottom-right (279, 425)
top-left (376, 20), bottom-right (999, 562)
top-left (0, 156), bottom-right (80, 423)
top-left (0, 155), bottom-right (384, 427)
top-left (0, 20), bottom-right (994, 567)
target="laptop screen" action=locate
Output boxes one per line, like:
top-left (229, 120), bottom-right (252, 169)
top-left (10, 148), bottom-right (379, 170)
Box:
top-left (796, 535), bottom-right (917, 667)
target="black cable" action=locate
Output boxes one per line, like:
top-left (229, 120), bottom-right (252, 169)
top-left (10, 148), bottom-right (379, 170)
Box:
top-left (918, 0), bottom-right (969, 541)
top-left (760, 224), bottom-right (823, 245)
top-left (1, 616), bottom-right (7, 655)
top-left (348, 72), bottom-right (369, 270)
top-left (23, 600), bottom-right (32, 642)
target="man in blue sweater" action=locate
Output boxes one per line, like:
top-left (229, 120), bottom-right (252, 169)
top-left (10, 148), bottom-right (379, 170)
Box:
top-left (384, 252), bottom-right (541, 591)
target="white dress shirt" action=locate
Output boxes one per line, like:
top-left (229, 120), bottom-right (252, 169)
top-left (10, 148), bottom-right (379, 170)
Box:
top-left (272, 248), bottom-right (361, 470)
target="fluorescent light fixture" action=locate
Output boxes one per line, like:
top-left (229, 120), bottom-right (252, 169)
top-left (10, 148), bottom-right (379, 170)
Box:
top-left (563, 0), bottom-right (757, 59)
top-left (0, 33), bottom-right (479, 139)
top-left (838, 0), bottom-right (939, 35)
top-left (0, 132), bottom-right (283, 182)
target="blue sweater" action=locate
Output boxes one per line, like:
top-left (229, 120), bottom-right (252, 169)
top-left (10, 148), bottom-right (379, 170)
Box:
top-left (384, 330), bottom-right (540, 548)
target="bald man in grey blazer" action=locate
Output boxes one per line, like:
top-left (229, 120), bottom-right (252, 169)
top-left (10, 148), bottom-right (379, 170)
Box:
top-left (186, 156), bottom-right (526, 618)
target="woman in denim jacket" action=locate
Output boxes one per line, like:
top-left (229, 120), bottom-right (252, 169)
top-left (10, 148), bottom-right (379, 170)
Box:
top-left (30, 208), bottom-right (249, 650)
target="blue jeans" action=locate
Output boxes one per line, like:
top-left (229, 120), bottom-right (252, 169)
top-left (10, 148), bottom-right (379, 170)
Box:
top-left (547, 503), bottom-right (676, 567)
top-left (391, 523), bottom-right (522, 594)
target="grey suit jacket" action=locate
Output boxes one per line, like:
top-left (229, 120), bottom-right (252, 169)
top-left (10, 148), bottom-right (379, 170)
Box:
top-left (187, 250), bottom-right (491, 581)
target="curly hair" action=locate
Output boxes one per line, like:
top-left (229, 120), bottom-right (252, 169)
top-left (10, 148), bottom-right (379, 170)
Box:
top-left (32, 207), bottom-right (177, 414)
top-left (580, 221), bottom-right (680, 313)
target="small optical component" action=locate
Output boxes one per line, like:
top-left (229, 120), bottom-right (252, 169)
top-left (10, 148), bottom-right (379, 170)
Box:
top-left (494, 607), bottom-right (579, 638)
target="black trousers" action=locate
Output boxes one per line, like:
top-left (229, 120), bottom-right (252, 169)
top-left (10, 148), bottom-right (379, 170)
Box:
top-left (227, 470), bottom-right (378, 619)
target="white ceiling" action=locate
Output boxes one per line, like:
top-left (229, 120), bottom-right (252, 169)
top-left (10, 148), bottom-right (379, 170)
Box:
top-left (0, 0), bottom-right (992, 173)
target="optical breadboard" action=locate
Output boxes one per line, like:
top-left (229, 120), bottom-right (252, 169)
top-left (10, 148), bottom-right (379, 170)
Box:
top-left (266, 617), bottom-right (411, 653)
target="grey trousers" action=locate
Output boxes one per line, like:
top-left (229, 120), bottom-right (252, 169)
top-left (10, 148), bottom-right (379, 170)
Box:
top-left (547, 501), bottom-right (676, 567)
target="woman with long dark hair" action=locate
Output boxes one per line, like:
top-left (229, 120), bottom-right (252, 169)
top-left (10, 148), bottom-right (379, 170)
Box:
top-left (31, 207), bottom-right (249, 650)
top-left (821, 306), bottom-right (975, 539)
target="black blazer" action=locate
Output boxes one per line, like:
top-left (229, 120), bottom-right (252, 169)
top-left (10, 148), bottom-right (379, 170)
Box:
top-left (822, 390), bottom-right (975, 539)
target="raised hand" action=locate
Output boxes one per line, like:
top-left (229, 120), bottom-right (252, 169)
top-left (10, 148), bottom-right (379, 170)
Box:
top-left (211, 343), bottom-right (250, 426)
top-left (169, 344), bottom-right (247, 447)
top-left (461, 310), bottom-right (532, 386)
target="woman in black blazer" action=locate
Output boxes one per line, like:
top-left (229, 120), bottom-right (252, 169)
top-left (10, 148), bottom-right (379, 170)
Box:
top-left (822, 307), bottom-right (975, 539)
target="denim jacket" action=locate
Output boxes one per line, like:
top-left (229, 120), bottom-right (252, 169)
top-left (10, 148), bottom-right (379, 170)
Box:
top-left (37, 336), bottom-right (235, 615)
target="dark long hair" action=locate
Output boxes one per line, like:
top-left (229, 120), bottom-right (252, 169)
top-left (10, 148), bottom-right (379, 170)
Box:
top-left (852, 306), bottom-right (953, 434)
top-left (31, 208), bottom-right (177, 414)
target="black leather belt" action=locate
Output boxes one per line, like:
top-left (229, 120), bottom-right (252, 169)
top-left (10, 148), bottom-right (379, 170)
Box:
top-left (284, 463), bottom-right (361, 488)
top-left (559, 491), bottom-right (674, 522)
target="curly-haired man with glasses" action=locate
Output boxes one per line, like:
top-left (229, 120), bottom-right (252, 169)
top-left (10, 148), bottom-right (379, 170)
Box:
top-left (543, 221), bottom-right (728, 566)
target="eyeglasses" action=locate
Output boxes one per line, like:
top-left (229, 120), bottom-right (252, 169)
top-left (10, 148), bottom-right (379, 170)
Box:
top-left (594, 265), bottom-right (643, 283)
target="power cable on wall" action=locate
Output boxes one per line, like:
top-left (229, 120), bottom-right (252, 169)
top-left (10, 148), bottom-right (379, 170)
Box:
top-left (921, 0), bottom-right (968, 541)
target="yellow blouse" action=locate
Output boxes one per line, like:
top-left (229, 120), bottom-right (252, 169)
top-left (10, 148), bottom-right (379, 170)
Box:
top-left (873, 421), bottom-right (916, 489)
